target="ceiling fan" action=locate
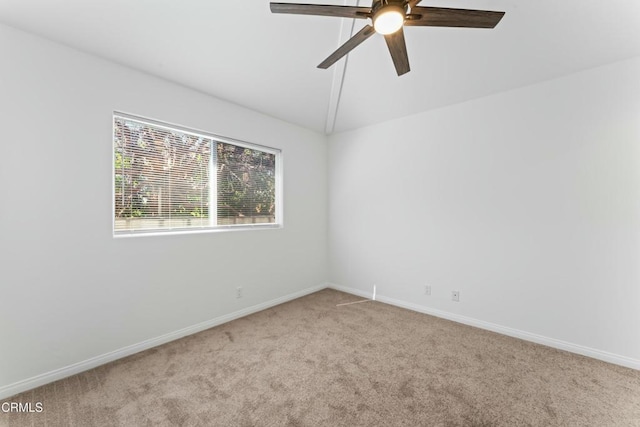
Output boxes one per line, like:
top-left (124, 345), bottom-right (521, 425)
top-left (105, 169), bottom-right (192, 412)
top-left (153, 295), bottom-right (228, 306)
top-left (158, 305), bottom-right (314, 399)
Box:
top-left (270, 0), bottom-right (505, 76)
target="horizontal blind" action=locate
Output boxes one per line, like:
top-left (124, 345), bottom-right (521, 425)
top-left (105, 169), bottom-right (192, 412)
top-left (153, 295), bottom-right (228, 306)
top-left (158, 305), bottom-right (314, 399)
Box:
top-left (217, 142), bottom-right (276, 225)
top-left (114, 113), bottom-right (279, 235)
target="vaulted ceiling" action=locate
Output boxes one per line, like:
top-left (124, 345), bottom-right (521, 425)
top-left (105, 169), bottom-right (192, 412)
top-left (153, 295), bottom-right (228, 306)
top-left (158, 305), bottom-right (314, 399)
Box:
top-left (1, 1), bottom-right (639, 134)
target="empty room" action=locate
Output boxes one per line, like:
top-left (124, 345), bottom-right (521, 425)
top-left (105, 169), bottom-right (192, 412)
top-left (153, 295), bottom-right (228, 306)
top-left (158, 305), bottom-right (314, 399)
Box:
top-left (0, 0), bottom-right (639, 425)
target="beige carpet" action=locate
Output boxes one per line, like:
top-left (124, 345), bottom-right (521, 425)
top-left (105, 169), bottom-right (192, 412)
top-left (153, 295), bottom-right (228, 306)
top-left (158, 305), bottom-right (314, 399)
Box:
top-left (2, 289), bottom-right (639, 426)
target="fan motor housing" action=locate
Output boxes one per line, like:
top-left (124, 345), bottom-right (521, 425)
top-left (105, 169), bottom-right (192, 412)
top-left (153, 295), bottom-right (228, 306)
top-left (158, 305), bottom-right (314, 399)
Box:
top-left (371, 0), bottom-right (408, 16)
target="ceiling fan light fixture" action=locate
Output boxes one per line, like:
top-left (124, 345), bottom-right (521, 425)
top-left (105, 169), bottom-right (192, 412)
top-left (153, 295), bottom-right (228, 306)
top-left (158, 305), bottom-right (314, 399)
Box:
top-left (270, 1), bottom-right (506, 76)
top-left (373, 5), bottom-right (405, 35)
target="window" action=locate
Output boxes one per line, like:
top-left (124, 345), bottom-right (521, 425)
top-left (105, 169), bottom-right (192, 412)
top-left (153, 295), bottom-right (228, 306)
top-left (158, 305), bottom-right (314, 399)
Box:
top-left (113, 113), bottom-right (281, 236)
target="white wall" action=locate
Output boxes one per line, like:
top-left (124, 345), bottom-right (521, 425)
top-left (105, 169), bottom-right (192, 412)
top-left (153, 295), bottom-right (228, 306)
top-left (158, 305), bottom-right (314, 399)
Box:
top-left (0, 23), bottom-right (327, 393)
top-left (328, 56), bottom-right (640, 367)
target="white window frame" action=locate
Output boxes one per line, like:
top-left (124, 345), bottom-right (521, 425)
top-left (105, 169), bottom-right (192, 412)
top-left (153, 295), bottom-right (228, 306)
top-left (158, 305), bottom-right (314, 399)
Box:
top-left (112, 112), bottom-right (283, 237)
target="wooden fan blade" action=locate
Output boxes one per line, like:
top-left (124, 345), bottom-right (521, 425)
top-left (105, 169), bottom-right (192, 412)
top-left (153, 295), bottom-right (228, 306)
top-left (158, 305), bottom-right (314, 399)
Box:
top-left (270, 3), bottom-right (370, 19)
top-left (408, 0), bottom-right (422, 9)
top-left (384, 27), bottom-right (410, 76)
top-left (318, 25), bottom-right (376, 69)
top-left (406, 7), bottom-right (505, 28)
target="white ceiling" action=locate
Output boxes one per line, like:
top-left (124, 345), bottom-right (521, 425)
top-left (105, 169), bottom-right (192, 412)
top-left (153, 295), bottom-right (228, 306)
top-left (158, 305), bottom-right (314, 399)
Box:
top-left (1, 1), bottom-right (639, 134)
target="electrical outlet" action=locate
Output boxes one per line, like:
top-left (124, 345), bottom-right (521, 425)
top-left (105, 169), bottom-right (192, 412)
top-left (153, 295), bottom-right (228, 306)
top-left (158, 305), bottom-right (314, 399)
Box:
top-left (425, 285), bottom-right (431, 295)
top-left (452, 291), bottom-right (460, 302)
top-left (236, 287), bottom-right (242, 299)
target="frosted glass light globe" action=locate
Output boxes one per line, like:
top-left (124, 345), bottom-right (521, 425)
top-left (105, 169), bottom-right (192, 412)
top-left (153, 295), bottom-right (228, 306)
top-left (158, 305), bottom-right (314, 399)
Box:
top-left (373, 6), bottom-right (404, 35)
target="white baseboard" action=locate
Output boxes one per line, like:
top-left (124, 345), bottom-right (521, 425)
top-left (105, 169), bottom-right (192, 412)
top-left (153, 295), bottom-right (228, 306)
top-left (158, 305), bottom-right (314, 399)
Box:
top-left (329, 283), bottom-right (374, 300)
top-left (327, 283), bottom-right (640, 371)
top-left (0, 283), bottom-right (328, 401)
top-left (4, 281), bottom-right (636, 401)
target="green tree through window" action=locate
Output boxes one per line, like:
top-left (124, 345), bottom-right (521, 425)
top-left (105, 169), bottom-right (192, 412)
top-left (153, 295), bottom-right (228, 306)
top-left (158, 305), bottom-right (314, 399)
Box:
top-left (114, 114), bottom-right (279, 234)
